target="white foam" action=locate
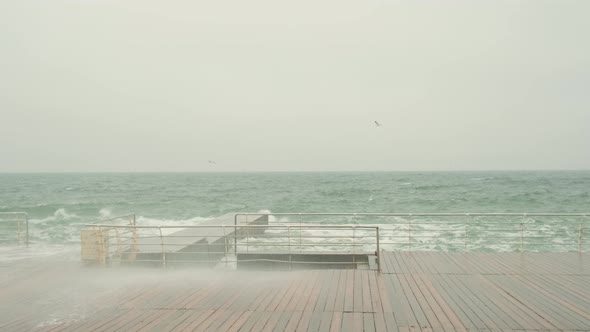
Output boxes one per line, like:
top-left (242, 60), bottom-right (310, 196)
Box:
top-left (29, 208), bottom-right (78, 224)
top-left (257, 209), bottom-right (276, 222)
top-left (135, 215), bottom-right (213, 235)
top-left (99, 208), bottom-right (112, 218)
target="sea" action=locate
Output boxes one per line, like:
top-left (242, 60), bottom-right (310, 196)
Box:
top-left (1, 171), bottom-right (589, 253)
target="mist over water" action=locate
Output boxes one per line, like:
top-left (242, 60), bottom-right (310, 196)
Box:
top-left (1, 171), bottom-right (589, 245)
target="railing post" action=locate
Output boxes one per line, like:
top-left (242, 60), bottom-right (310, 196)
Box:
top-left (234, 214), bottom-right (238, 257)
top-left (579, 221), bottom-right (583, 253)
top-left (288, 226), bottom-right (292, 270)
top-left (520, 222), bottom-right (524, 252)
top-left (352, 226), bottom-right (356, 267)
top-left (16, 218), bottom-right (22, 246)
top-left (25, 213), bottom-right (29, 247)
top-left (95, 226), bottom-right (106, 267)
top-left (130, 225), bottom-right (138, 262)
top-left (376, 227), bottom-right (381, 273)
top-left (115, 228), bottom-right (122, 260)
top-left (223, 226), bottom-right (227, 267)
top-left (159, 227), bottom-right (166, 268)
top-left (464, 216), bottom-right (470, 251)
top-left (408, 218), bottom-right (412, 251)
top-left (299, 215), bottom-right (302, 253)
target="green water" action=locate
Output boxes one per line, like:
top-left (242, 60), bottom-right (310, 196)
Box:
top-left (1, 171), bottom-right (589, 245)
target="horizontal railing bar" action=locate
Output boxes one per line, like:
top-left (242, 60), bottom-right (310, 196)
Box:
top-left (236, 259), bottom-right (367, 264)
top-left (236, 212), bottom-right (590, 217)
top-left (241, 243), bottom-right (365, 247)
top-left (0, 212), bottom-right (28, 216)
top-left (85, 214), bottom-right (136, 225)
top-left (87, 224), bottom-right (379, 229)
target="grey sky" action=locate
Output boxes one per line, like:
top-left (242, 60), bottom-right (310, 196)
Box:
top-left (1, 0), bottom-right (589, 172)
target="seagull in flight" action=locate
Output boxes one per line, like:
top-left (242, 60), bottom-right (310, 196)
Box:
top-left (374, 121), bottom-right (382, 127)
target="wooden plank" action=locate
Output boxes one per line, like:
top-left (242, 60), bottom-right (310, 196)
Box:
top-left (402, 273), bottom-right (444, 331)
top-left (390, 252), bottom-right (407, 274)
top-left (4, 251), bottom-right (590, 332)
top-left (248, 287), bottom-right (274, 311)
top-left (175, 309), bottom-right (215, 331)
top-left (344, 270), bottom-right (355, 312)
top-left (295, 310), bottom-right (313, 332)
top-left (471, 274), bottom-right (547, 330)
top-left (260, 312), bottom-right (283, 332)
top-left (238, 311), bottom-right (265, 332)
top-left (114, 310), bottom-right (160, 331)
top-left (145, 309), bottom-right (194, 332)
top-left (368, 271), bottom-right (383, 314)
top-left (361, 269), bottom-right (373, 313)
top-left (294, 271), bottom-right (318, 311)
top-left (363, 313), bottom-right (376, 332)
top-left (256, 286), bottom-right (281, 312)
top-left (248, 311), bottom-right (273, 332)
top-left (194, 309), bottom-right (234, 332)
top-left (261, 276), bottom-right (297, 312)
top-left (329, 312), bottom-right (342, 332)
top-left (276, 274), bottom-right (305, 312)
top-left (372, 312), bottom-right (388, 332)
top-left (134, 309), bottom-right (178, 332)
top-left (283, 311), bottom-right (303, 332)
top-left (413, 273), bottom-right (466, 332)
top-left (379, 250), bottom-right (392, 273)
top-left (285, 273), bottom-right (310, 312)
top-left (473, 274), bottom-right (557, 331)
top-left (458, 274), bottom-right (523, 330)
top-left (220, 287), bottom-right (251, 311)
top-left (301, 270), bottom-right (323, 312)
top-left (272, 312), bottom-right (295, 332)
top-left (318, 312), bottom-right (334, 332)
top-left (492, 274), bottom-right (588, 330)
top-left (331, 271), bottom-right (347, 312)
top-left (437, 275), bottom-right (500, 330)
top-left (340, 312), bottom-right (354, 332)
top-left (433, 274), bottom-right (492, 331)
top-left (384, 274), bottom-right (418, 329)
top-left (213, 310), bottom-right (250, 332)
top-left (535, 273), bottom-right (590, 306)
top-left (320, 270), bottom-right (337, 312)
top-left (306, 311), bottom-right (324, 332)
top-left (396, 273), bottom-right (431, 329)
top-left (353, 270), bottom-right (363, 312)
top-left (514, 275), bottom-right (590, 326)
top-left (450, 274), bottom-right (512, 330)
top-left (394, 252), bottom-right (410, 274)
top-left (313, 269), bottom-right (333, 312)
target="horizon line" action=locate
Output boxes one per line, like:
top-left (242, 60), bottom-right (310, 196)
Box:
top-left (1, 169), bottom-right (589, 174)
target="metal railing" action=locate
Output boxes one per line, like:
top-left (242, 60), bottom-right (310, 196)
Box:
top-left (86, 214), bottom-right (136, 226)
top-left (81, 214), bottom-right (137, 265)
top-left (0, 212), bottom-right (29, 246)
top-left (80, 223), bottom-right (381, 271)
top-left (79, 212), bottom-right (589, 271)
top-left (235, 213), bottom-right (590, 253)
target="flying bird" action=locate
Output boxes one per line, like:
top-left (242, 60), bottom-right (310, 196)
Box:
top-left (374, 121), bottom-right (382, 127)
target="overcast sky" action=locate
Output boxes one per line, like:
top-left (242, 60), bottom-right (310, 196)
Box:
top-left (1, 0), bottom-right (589, 172)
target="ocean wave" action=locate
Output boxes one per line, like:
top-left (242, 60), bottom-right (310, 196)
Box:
top-left (99, 208), bottom-right (112, 218)
top-left (470, 177), bottom-right (496, 181)
top-left (29, 208), bottom-right (79, 225)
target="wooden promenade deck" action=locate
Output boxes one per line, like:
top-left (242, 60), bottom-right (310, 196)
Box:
top-left (0, 251), bottom-right (588, 331)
